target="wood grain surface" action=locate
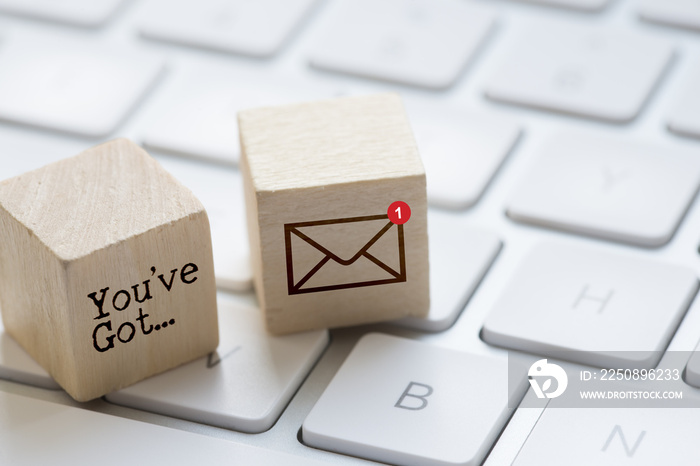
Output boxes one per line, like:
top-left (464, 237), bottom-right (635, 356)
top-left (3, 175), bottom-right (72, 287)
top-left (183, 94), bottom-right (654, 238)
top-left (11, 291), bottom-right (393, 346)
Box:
top-left (0, 139), bottom-right (219, 401)
top-left (239, 94), bottom-right (430, 334)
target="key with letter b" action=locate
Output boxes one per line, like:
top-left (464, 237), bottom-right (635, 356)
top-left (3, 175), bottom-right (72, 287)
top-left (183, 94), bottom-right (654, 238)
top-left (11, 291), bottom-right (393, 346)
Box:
top-left (303, 333), bottom-right (527, 466)
top-left (395, 382), bottom-right (433, 410)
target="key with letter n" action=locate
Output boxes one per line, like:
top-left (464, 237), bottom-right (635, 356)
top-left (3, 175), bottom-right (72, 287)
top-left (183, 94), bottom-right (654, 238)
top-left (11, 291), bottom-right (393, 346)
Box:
top-left (510, 407), bottom-right (700, 464)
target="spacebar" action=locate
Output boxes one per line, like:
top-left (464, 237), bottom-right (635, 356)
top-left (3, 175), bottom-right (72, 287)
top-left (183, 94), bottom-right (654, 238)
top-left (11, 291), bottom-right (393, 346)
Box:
top-left (0, 391), bottom-right (319, 465)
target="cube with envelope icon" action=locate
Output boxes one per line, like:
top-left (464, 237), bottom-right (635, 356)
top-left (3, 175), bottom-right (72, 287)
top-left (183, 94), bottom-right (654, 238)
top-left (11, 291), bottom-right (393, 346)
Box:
top-left (239, 93), bottom-right (430, 334)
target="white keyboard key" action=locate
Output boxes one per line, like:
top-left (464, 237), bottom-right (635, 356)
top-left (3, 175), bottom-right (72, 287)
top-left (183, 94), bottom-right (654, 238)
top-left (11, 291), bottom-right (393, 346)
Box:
top-left (0, 316), bottom-right (59, 390)
top-left (0, 0), bottom-right (125, 27)
top-left (406, 103), bottom-right (521, 208)
top-left (639, 0), bottom-right (700, 32)
top-left (143, 81), bottom-right (275, 166)
top-left (0, 38), bottom-right (163, 138)
top-left (485, 22), bottom-right (673, 122)
top-left (510, 0), bottom-right (610, 11)
top-left (395, 212), bottom-right (501, 331)
top-left (684, 351), bottom-right (700, 388)
top-left (139, 0), bottom-right (318, 57)
top-left (482, 242), bottom-right (698, 369)
top-left (107, 295), bottom-right (328, 433)
top-left (514, 407), bottom-right (700, 465)
top-left (668, 62), bottom-right (700, 140)
top-left (155, 156), bottom-right (252, 291)
top-left (0, 392), bottom-right (326, 466)
top-left (143, 71), bottom-right (343, 166)
top-left (309, 0), bottom-right (496, 89)
top-left (304, 334), bottom-right (526, 466)
top-left (507, 132), bottom-right (700, 246)
top-left (0, 131), bottom-right (85, 181)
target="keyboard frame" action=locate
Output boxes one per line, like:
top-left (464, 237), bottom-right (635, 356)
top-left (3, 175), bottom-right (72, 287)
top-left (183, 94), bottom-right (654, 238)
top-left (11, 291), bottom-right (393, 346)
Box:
top-left (1, 0), bottom-right (700, 464)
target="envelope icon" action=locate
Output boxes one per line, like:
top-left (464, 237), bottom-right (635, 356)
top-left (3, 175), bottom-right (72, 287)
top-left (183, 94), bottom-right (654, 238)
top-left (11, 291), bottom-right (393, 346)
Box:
top-left (284, 214), bottom-right (406, 295)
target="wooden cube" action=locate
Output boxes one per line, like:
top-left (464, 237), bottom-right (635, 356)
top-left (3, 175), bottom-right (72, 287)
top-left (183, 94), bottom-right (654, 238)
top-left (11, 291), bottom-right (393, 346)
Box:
top-left (239, 93), bottom-right (430, 334)
top-left (0, 139), bottom-right (218, 401)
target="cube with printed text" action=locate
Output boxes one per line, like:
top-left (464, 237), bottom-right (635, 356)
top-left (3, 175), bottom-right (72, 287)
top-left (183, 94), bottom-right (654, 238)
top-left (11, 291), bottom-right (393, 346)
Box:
top-left (239, 93), bottom-right (430, 334)
top-left (0, 139), bottom-right (219, 401)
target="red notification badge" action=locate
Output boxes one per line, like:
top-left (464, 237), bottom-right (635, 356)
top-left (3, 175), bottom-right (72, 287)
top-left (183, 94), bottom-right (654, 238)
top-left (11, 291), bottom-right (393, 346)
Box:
top-left (388, 201), bottom-right (411, 225)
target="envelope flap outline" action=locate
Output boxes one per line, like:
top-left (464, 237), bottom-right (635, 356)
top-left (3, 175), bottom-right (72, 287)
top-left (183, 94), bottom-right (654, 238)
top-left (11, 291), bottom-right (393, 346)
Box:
top-left (289, 215), bottom-right (389, 260)
top-left (289, 218), bottom-right (394, 266)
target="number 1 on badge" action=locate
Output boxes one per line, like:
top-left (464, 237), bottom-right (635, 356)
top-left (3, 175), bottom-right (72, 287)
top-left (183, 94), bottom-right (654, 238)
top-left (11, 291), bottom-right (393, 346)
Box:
top-left (388, 201), bottom-right (411, 225)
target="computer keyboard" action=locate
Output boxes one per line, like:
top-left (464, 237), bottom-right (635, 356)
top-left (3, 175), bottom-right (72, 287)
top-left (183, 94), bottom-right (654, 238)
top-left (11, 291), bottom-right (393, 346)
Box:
top-left (0, 0), bottom-right (699, 464)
